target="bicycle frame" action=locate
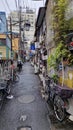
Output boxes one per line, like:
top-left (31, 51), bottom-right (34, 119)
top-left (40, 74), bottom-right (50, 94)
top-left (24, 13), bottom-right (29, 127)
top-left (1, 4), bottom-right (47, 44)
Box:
top-left (46, 76), bottom-right (73, 121)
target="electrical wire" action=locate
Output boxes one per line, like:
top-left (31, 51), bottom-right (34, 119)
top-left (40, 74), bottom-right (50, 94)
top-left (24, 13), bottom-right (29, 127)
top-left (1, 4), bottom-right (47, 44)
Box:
top-left (1, 0), bottom-right (8, 12)
top-left (0, 1), bottom-right (8, 25)
top-left (23, 0), bottom-right (25, 8)
top-left (15, 0), bottom-right (18, 9)
top-left (5, 0), bottom-right (11, 12)
top-left (29, 0), bottom-right (34, 9)
top-left (22, 0), bottom-right (27, 9)
top-left (18, 0), bottom-right (21, 9)
top-left (25, 0), bottom-right (29, 8)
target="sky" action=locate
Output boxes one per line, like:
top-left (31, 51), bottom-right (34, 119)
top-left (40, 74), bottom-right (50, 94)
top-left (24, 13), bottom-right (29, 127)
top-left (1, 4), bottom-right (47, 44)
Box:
top-left (0, 0), bottom-right (45, 17)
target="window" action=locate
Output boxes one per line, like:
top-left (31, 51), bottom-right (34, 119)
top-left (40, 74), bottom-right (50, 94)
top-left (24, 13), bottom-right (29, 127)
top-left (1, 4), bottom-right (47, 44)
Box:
top-left (0, 39), bottom-right (6, 45)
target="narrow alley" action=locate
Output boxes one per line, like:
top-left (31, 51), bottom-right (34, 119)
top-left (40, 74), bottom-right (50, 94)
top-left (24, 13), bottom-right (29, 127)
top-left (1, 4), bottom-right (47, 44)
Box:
top-left (0, 62), bottom-right (50, 130)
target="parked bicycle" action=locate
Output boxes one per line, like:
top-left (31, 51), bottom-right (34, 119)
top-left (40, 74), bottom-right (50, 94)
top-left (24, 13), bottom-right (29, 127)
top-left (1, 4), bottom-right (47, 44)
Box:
top-left (45, 76), bottom-right (73, 122)
top-left (13, 69), bottom-right (20, 82)
top-left (0, 78), bottom-right (12, 108)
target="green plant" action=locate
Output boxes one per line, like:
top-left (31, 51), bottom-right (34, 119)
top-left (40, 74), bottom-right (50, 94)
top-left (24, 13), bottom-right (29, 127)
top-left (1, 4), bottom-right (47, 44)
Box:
top-left (52, 74), bottom-right (59, 84)
top-left (53, 0), bottom-right (68, 42)
top-left (49, 0), bottom-right (73, 67)
top-left (48, 0), bottom-right (73, 80)
top-left (47, 42), bottom-right (70, 69)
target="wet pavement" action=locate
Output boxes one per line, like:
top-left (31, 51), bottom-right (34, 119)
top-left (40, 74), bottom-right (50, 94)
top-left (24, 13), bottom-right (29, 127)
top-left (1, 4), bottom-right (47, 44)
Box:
top-left (0, 62), bottom-right (50, 130)
top-left (0, 62), bottom-right (73, 130)
top-left (47, 102), bottom-right (73, 130)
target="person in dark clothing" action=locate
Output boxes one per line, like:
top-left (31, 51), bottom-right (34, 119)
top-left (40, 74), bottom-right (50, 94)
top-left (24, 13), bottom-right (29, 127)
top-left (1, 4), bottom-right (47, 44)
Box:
top-left (17, 60), bottom-right (23, 71)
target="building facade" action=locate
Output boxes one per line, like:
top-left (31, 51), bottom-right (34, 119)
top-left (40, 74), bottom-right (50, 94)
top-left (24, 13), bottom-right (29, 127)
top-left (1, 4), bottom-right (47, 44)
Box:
top-left (7, 8), bottom-right (36, 44)
top-left (45, 0), bottom-right (55, 55)
top-left (34, 0), bottom-right (73, 88)
top-left (7, 8), bottom-right (36, 59)
top-left (0, 12), bottom-right (11, 60)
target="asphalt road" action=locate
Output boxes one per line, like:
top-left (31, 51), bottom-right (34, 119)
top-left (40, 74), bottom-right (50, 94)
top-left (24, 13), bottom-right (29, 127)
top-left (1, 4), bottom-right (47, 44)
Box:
top-left (0, 62), bottom-right (51, 130)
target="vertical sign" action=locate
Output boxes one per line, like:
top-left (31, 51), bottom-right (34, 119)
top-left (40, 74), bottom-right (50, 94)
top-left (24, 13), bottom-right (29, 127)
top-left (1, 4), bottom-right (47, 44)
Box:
top-left (0, 12), bottom-right (7, 33)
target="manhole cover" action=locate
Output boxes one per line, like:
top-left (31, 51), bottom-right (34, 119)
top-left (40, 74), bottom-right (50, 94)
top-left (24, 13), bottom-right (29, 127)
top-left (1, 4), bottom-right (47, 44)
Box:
top-left (20, 128), bottom-right (31, 130)
top-left (18, 95), bottom-right (35, 104)
top-left (17, 126), bottom-right (31, 130)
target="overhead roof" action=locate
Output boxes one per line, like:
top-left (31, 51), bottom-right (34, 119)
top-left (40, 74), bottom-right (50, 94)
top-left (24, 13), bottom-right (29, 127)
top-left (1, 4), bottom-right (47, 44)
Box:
top-left (34, 0), bottom-right (49, 36)
top-left (36, 7), bottom-right (46, 29)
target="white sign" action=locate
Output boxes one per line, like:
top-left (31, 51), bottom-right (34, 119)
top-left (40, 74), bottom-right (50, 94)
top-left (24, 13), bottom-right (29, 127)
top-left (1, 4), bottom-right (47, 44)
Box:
top-left (69, 73), bottom-right (73, 80)
top-left (35, 42), bottom-right (40, 49)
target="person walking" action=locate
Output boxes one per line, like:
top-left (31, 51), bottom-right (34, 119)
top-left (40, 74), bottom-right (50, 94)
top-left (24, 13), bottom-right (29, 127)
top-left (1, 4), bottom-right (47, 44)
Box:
top-left (17, 60), bottom-right (23, 72)
top-left (6, 60), bottom-right (15, 99)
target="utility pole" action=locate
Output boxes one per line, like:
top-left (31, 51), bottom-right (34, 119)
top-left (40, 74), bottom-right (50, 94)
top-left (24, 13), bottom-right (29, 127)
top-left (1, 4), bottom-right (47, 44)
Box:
top-left (10, 16), bottom-right (13, 59)
top-left (18, 6), bottom-right (22, 60)
top-left (18, 0), bottom-right (22, 60)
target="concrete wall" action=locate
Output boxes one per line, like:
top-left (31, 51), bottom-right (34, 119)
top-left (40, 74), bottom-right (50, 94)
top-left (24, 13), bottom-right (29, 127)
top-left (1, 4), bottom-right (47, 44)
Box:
top-left (59, 66), bottom-right (73, 88)
top-left (65, 0), bottom-right (73, 20)
top-left (45, 0), bottom-right (55, 55)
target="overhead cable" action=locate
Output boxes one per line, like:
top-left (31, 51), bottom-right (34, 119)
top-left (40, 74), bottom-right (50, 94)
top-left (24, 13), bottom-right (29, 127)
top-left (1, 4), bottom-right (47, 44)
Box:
top-left (15, 0), bottom-right (18, 9)
top-left (5, 0), bottom-right (11, 12)
top-left (1, 0), bottom-right (9, 12)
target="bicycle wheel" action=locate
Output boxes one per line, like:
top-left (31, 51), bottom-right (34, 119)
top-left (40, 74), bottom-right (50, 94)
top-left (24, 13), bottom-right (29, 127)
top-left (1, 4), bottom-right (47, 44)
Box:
top-left (54, 95), bottom-right (66, 122)
top-left (0, 91), bottom-right (4, 109)
top-left (14, 75), bottom-right (20, 82)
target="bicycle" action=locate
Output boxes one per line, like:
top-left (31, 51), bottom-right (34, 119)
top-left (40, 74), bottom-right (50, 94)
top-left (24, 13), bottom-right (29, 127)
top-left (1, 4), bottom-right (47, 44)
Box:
top-left (13, 72), bottom-right (20, 82)
top-left (44, 75), bottom-right (73, 122)
top-left (53, 95), bottom-right (66, 122)
top-left (7, 69), bottom-right (20, 84)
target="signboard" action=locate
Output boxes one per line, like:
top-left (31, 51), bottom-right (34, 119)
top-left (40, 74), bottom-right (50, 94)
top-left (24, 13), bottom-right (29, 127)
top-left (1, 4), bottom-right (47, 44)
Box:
top-left (35, 42), bottom-right (40, 49)
top-left (30, 43), bottom-right (35, 50)
top-left (11, 52), bottom-right (13, 58)
top-left (59, 63), bottom-right (62, 70)
top-left (0, 12), bottom-right (7, 33)
top-left (6, 36), bottom-right (11, 49)
top-left (30, 43), bottom-right (35, 55)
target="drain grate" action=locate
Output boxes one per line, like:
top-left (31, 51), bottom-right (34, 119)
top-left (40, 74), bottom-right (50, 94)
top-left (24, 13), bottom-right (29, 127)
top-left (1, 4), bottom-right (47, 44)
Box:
top-left (17, 126), bottom-right (32, 130)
